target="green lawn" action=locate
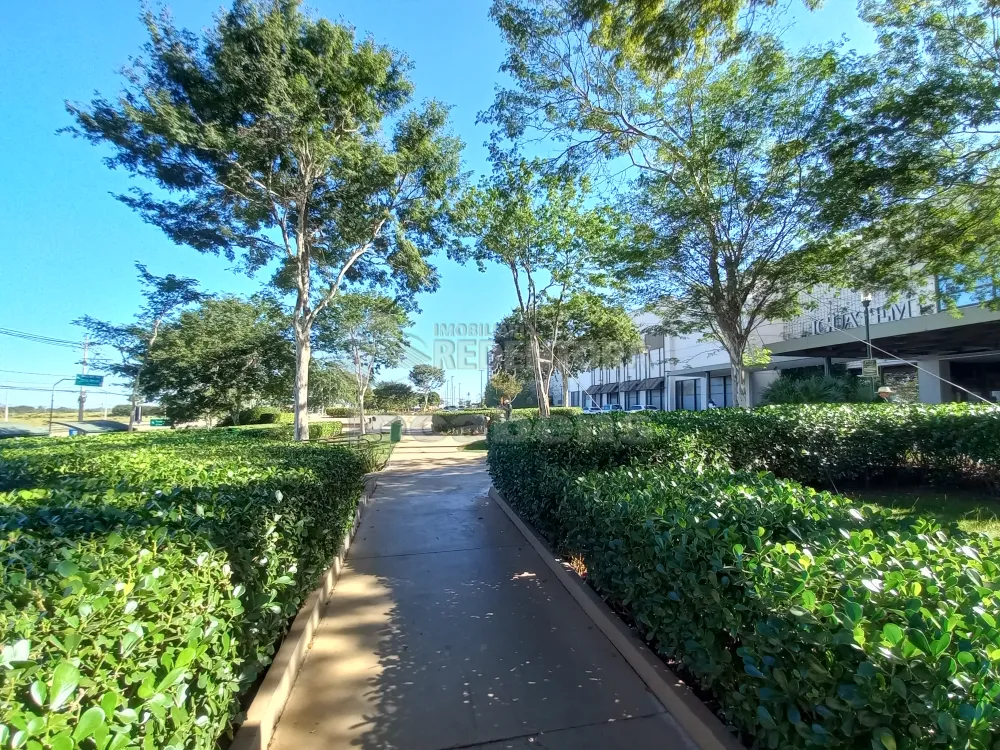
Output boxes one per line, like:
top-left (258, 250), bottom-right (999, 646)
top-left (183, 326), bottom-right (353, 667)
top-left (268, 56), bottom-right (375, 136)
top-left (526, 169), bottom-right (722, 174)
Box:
top-left (462, 439), bottom-right (488, 451)
top-left (849, 488), bottom-right (1000, 536)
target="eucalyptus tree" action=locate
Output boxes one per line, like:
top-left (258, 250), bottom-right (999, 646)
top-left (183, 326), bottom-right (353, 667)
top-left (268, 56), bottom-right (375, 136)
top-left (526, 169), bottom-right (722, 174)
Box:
top-left (485, 0), bottom-right (843, 405)
top-left (459, 155), bottom-right (628, 415)
top-left (66, 0), bottom-right (464, 439)
top-left (75, 263), bottom-right (203, 430)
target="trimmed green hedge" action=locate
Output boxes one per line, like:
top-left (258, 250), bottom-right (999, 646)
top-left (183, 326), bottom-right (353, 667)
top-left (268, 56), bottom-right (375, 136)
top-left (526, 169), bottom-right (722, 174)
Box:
top-left (217, 406), bottom-right (284, 426)
top-left (561, 464), bottom-right (1000, 748)
top-left (0, 430), bottom-right (367, 748)
top-left (488, 403), bottom-right (1000, 747)
top-left (325, 407), bottom-right (354, 418)
top-left (640, 403), bottom-right (1000, 488)
top-left (227, 420), bottom-right (343, 441)
top-left (431, 410), bottom-right (499, 434)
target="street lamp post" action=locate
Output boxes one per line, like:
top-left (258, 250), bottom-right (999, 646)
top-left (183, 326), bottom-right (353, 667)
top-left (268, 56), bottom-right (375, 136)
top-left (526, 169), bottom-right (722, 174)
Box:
top-left (49, 378), bottom-right (72, 435)
top-left (861, 291), bottom-right (875, 397)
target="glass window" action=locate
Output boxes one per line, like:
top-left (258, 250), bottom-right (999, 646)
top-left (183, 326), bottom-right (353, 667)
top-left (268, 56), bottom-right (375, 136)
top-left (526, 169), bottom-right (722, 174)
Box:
top-left (627, 390), bottom-right (640, 407)
top-left (648, 388), bottom-right (662, 410)
top-left (710, 376), bottom-right (733, 407)
top-left (608, 390), bottom-right (620, 405)
top-left (570, 390), bottom-right (580, 407)
top-left (675, 379), bottom-right (701, 411)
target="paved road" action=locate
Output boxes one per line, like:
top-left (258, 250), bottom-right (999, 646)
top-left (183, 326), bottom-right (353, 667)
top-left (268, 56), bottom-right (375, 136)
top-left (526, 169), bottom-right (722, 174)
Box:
top-left (271, 437), bottom-right (694, 749)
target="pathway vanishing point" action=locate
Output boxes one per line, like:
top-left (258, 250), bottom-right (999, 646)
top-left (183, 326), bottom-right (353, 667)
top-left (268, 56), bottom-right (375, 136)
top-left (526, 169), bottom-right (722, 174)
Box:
top-left (271, 434), bottom-right (696, 749)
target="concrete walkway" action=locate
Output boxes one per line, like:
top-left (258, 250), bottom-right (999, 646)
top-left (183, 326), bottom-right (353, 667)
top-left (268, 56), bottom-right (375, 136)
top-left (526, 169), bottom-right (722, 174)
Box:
top-left (271, 436), bottom-right (694, 749)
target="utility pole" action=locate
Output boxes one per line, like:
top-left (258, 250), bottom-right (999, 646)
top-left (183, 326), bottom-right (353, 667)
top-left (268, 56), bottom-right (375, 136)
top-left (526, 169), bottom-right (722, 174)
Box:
top-left (77, 335), bottom-right (89, 421)
top-left (3, 389), bottom-right (7, 422)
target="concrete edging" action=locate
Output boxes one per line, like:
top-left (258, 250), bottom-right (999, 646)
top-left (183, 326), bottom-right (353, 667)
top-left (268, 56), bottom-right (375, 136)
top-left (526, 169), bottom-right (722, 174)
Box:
top-left (231, 474), bottom-right (380, 750)
top-left (488, 485), bottom-right (744, 750)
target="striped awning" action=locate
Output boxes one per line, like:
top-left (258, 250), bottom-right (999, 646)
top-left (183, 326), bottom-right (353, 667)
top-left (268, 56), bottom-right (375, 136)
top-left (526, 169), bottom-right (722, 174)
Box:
top-left (637, 377), bottom-right (665, 391)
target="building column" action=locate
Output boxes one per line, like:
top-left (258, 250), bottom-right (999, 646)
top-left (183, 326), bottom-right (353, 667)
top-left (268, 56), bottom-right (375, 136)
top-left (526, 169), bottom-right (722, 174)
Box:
top-left (701, 374), bottom-right (710, 410)
top-left (917, 358), bottom-right (953, 403)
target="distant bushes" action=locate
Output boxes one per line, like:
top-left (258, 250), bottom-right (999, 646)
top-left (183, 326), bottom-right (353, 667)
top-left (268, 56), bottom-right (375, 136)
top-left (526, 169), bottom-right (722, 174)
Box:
top-left (761, 374), bottom-right (875, 405)
top-left (217, 406), bottom-right (285, 426)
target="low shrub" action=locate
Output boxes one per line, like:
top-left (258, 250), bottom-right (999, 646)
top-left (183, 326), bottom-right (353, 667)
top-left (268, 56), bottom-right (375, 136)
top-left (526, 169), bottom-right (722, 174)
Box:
top-left (431, 410), bottom-right (500, 434)
top-left (217, 406), bottom-right (284, 426)
top-left (761, 375), bottom-right (875, 405)
top-left (225, 420), bottom-right (343, 441)
top-left (325, 407), bottom-right (354, 418)
top-left (0, 430), bottom-right (367, 748)
top-left (559, 464), bottom-right (1000, 748)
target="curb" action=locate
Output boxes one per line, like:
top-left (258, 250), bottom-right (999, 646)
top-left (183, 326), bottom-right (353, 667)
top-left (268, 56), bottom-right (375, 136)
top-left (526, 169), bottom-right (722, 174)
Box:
top-left (488, 486), bottom-right (744, 750)
top-left (231, 474), bottom-right (379, 750)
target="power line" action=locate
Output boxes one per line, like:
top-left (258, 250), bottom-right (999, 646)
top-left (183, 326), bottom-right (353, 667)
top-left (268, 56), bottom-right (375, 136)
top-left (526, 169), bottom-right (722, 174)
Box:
top-left (0, 327), bottom-right (80, 349)
top-left (0, 368), bottom-right (70, 377)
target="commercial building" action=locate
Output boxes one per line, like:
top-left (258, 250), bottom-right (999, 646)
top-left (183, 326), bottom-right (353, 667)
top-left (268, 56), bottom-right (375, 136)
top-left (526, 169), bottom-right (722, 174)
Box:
top-left (568, 284), bottom-right (1000, 411)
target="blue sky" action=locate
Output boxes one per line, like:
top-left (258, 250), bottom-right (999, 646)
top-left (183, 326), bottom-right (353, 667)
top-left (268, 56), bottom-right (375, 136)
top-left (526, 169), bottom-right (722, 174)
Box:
top-left (0, 0), bottom-right (873, 409)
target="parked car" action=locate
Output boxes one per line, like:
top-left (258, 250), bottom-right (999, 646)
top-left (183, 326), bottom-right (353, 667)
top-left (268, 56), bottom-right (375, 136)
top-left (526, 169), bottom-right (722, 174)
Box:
top-left (628, 405), bottom-right (658, 412)
top-left (601, 404), bottom-right (625, 412)
top-left (582, 406), bottom-right (603, 414)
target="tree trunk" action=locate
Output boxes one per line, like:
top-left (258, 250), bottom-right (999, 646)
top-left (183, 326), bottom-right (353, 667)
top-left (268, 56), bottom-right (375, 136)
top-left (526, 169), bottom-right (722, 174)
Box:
top-left (423, 391), bottom-right (429, 411)
top-left (529, 334), bottom-right (550, 417)
top-left (731, 360), bottom-right (750, 408)
top-left (358, 387), bottom-right (367, 436)
top-left (293, 326), bottom-right (311, 441)
top-left (559, 364), bottom-right (570, 408)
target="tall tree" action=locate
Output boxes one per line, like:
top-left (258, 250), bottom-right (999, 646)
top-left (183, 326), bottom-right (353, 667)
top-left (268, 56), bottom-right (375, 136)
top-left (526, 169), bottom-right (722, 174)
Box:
top-left (459, 156), bottom-right (627, 415)
top-left (66, 0), bottom-right (464, 440)
top-left (314, 292), bottom-right (410, 434)
top-left (488, 371), bottom-right (525, 406)
top-left (142, 296), bottom-right (295, 424)
top-left (816, 0), bottom-right (1000, 304)
top-left (372, 381), bottom-right (418, 412)
top-left (408, 363), bottom-right (446, 410)
top-left (485, 1), bottom-right (842, 404)
top-left (75, 263), bottom-right (203, 431)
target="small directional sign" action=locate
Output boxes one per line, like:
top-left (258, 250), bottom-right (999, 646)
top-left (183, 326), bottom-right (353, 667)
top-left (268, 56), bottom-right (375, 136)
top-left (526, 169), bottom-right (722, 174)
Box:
top-left (75, 374), bottom-right (104, 387)
top-left (861, 359), bottom-right (879, 378)
top-left (149, 419), bottom-right (172, 427)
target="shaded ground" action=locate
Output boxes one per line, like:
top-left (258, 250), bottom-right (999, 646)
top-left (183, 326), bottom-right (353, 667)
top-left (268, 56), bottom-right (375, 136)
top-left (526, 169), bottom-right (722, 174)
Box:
top-left (270, 437), bottom-right (694, 750)
top-left (849, 487), bottom-right (1000, 535)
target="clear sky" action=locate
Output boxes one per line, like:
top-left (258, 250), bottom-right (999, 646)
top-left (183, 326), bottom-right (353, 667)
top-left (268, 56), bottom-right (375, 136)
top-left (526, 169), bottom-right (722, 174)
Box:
top-left (0, 0), bottom-right (873, 409)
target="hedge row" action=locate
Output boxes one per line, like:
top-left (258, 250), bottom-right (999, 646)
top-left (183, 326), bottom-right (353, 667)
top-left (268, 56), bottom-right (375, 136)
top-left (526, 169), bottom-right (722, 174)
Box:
top-left (487, 404), bottom-right (1000, 747)
top-left (0, 430), bottom-right (368, 749)
top-left (226, 420), bottom-right (343, 441)
top-left (641, 403), bottom-right (1000, 488)
top-left (431, 407), bottom-right (582, 434)
top-left (562, 464), bottom-right (1000, 748)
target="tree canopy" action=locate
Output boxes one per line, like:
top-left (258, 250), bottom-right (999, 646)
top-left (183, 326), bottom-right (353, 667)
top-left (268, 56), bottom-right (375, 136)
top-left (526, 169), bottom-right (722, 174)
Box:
top-left (409, 364), bottom-right (446, 409)
top-left (67, 0), bottom-right (464, 439)
top-left (142, 296), bottom-right (294, 424)
top-left (314, 292), bottom-right (411, 433)
top-left (75, 263), bottom-right (204, 430)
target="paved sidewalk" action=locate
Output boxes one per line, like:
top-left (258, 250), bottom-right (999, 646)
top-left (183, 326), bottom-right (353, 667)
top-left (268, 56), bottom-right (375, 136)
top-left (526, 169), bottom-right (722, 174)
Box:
top-left (271, 436), bottom-right (694, 749)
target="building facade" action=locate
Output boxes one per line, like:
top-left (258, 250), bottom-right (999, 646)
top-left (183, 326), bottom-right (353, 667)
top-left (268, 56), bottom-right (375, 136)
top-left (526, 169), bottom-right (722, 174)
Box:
top-left (567, 287), bottom-right (1000, 411)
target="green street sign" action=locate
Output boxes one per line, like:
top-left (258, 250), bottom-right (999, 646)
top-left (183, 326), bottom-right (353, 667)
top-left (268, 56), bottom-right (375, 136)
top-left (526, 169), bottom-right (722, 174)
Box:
top-left (75, 374), bottom-right (104, 387)
top-left (149, 419), bottom-right (172, 427)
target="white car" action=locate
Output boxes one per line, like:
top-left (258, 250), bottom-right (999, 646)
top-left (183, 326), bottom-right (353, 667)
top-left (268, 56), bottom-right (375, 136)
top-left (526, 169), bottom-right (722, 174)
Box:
top-left (601, 404), bottom-right (625, 412)
top-left (582, 406), bottom-right (603, 414)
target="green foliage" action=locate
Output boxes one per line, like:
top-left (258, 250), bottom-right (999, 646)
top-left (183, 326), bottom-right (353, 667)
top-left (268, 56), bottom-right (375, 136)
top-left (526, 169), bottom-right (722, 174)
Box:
top-left (325, 407), bottom-right (355, 418)
top-left (67, 0), bottom-right (464, 439)
top-left (371, 382), bottom-right (418, 412)
top-left (488, 372), bottom-right (524, 403)
top-left (0, 429), bottom-right (368, 748)
top-left (488, 404), bottom-right (1000, 747)
top-left (143, 297), bottom-right (294, 425)
top-left (432, 410), bottom-right (498, 434)
top-left (761, 375), bottom-right (875, 405)
top-left (561, 464), bottom-right (1000, 748)
top-left (408, 365), bottom-right (446, 409)
top-left (217, 406), bottom-right (285, 427)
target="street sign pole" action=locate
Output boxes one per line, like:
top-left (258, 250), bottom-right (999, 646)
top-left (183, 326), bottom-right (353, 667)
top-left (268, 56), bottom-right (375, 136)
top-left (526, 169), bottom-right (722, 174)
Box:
top-left (49, 378), bottom-right (72, 435)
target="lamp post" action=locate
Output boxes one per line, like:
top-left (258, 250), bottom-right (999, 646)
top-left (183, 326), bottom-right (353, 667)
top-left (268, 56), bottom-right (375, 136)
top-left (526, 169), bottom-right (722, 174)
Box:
top-left (861, 291), bottom-right (875, 397)
top-left (49, 378), bottom-right (72, 435)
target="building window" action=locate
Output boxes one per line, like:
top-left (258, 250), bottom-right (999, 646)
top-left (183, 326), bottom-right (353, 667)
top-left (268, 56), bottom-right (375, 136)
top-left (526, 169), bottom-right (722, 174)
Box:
top-left (675, 379), bottom-right (701, 411)
top-left (570, 390), bottom-right (580, 407)
top-left (608, 390), bottom-right (620, 405)
top-left (709, 376), bottom-right (734, 407)
top-left (627, 390), bottom-right (640, 408)
top-left (648, 388), bottom-right (662, 410)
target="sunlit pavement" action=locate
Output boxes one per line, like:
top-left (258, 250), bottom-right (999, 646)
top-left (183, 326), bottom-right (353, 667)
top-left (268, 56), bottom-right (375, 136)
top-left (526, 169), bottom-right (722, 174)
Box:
top-left (271, 435), bottom-right (694, 749)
